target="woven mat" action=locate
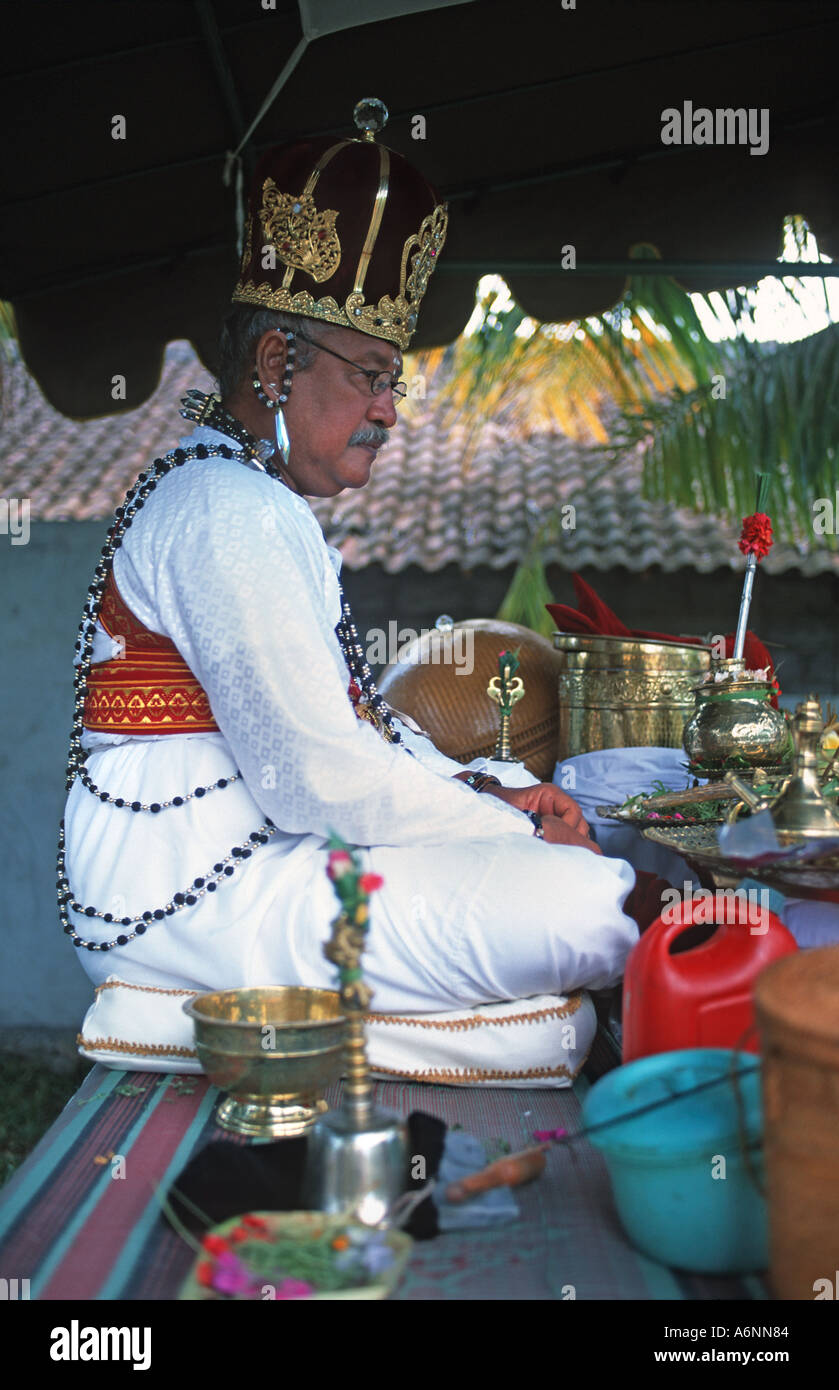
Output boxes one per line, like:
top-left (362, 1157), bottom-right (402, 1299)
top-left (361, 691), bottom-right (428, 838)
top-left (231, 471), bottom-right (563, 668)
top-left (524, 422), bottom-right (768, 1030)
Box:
top-left (0, 1065), bottom-right (769, 1301)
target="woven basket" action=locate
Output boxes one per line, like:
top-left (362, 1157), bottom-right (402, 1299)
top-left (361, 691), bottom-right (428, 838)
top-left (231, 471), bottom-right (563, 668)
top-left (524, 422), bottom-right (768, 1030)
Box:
top-left (553, 632), bottom-right (711, 758)
top-left (378, 620), bottom-right (562, 782)
top-left (754, 947), bottom-right (839, 1300)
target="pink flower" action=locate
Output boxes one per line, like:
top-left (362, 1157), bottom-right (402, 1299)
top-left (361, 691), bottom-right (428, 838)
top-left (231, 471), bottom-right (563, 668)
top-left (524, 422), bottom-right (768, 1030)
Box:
top-left (211, 1251), bottom-right (258, 1297)
top-left (274, 1277), bottom-right (315, 1300)
top-left (533, 1128), bottom-right (567, 1143)
top-left (327, 850), bottom-right (353, 880)
top-left (359, 872), bottom-right (384, 895)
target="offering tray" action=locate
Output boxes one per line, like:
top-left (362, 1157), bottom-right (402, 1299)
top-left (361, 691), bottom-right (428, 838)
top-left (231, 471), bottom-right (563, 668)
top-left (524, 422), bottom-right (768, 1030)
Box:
top-left (597, 774), bottom-right (788, 829)
top-left (642, 823), bottom-right (839, 896)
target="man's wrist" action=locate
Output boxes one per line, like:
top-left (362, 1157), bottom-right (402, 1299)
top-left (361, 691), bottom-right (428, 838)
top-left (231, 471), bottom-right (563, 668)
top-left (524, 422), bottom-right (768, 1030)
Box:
top-left (460, 771), bottom-right (502, 794)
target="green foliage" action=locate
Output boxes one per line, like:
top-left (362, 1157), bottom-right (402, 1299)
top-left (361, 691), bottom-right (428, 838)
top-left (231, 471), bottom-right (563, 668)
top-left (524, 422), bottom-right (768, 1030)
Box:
top-left (610, 322), bottom-right (839, 546)
top-left (496, 538), bottom-right (558, 639)
top-left (410, 219), bottom-right (836, 632)
top-left (0, 1055), bottom-right (92, 1187)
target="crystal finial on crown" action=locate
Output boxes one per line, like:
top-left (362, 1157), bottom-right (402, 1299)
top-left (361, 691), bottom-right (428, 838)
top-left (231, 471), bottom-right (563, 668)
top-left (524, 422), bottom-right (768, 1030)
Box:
top-left (353, 97), bottom-right (389, 141)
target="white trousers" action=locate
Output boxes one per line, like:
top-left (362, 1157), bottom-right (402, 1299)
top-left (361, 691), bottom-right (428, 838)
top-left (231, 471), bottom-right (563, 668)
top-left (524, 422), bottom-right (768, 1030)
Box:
top-left (65, 737), bottom-right (639, 1015)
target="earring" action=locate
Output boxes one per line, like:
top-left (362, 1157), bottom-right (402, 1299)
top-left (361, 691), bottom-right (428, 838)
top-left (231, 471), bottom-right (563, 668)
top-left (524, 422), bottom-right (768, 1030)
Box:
top-left (274, 407), bottom-right (291, 465)
top-left (278, 331), bottom-right (295, 404)
top-left (252, 331), bottom-right (296, 408)
top-left (252, 375), bottom-right (276, 409)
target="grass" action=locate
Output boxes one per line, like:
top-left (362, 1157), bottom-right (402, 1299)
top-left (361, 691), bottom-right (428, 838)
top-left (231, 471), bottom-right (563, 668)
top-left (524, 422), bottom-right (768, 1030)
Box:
top-left (0, 1054), bottom-right (92, 1188)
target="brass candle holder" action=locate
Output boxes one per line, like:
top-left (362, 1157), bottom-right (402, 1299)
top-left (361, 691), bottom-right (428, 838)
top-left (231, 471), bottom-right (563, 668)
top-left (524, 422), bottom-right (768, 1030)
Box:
top-left (302, 843), bottom-right (407, 1228)
top-left (487, 647), bottom-right (525, 761)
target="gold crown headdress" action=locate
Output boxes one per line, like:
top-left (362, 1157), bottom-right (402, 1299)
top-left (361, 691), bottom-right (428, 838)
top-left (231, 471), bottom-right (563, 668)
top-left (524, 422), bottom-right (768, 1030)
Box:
top-left (232, 99), bottom-right (448, 351)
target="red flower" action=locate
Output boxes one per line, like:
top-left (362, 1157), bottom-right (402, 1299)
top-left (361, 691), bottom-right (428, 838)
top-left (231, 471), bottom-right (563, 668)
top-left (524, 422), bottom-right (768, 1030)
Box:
top-left (202, 1234), bottom-right (230, 1256)
top-left (242, 1214), bottom-right (268, 1230)
top-left (359, 872), bottom-right (384, 895)
top-left (738, 512), bottom-right (773, 561)
top-left (196, 1260), bottom-right (215, 1288)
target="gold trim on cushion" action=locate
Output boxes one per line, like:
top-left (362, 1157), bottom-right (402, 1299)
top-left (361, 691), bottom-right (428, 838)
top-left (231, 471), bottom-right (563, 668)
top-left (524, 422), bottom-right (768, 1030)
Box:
top-left (366, 995), bottom-right (583, 1032)
top-left (95, 980), bottom-right (198, 997)
top-left (76, 1032), bottom-right (198, 1059)
top-left (371, 1061), bottom-right (581, 1084)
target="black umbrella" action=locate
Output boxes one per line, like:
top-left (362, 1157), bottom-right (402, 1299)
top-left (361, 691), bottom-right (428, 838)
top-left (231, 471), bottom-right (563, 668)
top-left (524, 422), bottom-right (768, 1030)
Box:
top-left (2, 0), bottom-right (837, 416)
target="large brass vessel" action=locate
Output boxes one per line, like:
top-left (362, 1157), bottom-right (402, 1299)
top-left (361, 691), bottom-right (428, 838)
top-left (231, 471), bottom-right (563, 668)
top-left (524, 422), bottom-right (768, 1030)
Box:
top-left (553, 633), bottom-right (710, 757)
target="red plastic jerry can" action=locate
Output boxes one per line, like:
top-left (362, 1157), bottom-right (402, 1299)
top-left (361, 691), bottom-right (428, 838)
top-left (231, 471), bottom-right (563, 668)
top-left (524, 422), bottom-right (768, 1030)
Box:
top-left (622, 892), bottom-right (798, 1061)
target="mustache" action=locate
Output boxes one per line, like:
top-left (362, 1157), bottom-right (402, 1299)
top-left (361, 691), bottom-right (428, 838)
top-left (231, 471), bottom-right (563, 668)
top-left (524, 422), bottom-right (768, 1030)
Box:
top-left (348, 424), bottom-right (390, 450)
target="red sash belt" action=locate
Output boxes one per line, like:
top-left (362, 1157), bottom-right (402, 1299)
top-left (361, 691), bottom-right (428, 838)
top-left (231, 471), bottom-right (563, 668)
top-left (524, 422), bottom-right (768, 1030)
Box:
top-left (84, 571), bottom-right (220, 735)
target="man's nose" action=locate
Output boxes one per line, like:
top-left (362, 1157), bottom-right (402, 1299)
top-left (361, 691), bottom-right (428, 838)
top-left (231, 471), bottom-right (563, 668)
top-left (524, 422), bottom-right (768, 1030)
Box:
top-left (367, 390), bottom-right (398, 429)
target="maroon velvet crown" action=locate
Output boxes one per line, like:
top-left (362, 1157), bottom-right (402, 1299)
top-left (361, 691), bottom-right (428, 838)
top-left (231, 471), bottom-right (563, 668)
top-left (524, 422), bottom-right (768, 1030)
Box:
top-left (232, 126), bottom-right (447, 350)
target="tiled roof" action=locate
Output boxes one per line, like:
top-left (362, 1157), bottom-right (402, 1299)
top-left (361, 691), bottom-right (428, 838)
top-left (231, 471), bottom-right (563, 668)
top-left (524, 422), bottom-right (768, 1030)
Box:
top-left (1, 340), bottom-right (834, 576)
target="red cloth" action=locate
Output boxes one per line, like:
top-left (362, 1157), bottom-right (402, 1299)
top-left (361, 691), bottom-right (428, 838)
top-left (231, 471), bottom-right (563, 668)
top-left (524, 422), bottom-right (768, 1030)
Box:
top-left (624, 871), bottom-right (676, 934)
top-left (546, 574), bottom-right (779, 705)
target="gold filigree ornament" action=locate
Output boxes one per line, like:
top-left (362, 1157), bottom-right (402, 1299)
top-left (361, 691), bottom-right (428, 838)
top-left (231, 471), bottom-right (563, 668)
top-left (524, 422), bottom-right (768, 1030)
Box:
top-left (235, 200), bottom-right (448, 350)
top-left (259, 181), bottom-right (341, 283)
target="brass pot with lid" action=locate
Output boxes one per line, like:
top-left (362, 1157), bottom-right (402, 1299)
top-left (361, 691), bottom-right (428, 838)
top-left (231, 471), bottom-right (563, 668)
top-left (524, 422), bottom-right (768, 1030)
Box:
top-left (682, 658), bottom-right (790, 772)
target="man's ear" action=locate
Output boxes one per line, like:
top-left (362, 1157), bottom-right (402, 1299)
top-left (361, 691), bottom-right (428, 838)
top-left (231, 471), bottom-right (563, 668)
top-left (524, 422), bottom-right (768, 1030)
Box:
top-left (255, 329), bottom-right (290, 382)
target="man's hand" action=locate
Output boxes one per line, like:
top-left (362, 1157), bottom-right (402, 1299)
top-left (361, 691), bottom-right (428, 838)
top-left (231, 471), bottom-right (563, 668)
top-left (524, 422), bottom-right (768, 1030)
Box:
top-left (539, 814), bottom-right (602, 854)
top-left (485, 782), bottom-right (590, 837)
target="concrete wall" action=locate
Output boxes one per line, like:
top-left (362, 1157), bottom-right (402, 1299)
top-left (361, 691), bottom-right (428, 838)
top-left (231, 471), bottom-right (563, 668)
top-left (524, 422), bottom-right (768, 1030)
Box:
top-left (2, 521), bottom-right (107, 1047)
top-left (1, 522), bottom-right (836, 1042)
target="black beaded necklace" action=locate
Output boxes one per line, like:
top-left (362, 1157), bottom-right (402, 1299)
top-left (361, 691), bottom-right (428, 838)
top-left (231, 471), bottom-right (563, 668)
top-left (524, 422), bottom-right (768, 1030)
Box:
top-left (57, 392), bottom-right (403, 954)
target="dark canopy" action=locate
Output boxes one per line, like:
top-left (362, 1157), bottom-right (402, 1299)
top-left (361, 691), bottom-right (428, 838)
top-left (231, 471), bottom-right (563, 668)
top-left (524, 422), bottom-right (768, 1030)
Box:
top-left (2, 0), bottom-right (838, 417)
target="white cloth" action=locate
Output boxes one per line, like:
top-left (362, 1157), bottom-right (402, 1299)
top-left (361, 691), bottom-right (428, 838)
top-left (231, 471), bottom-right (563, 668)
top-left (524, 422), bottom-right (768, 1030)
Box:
top-left (64, 425), bottom-right (638, 1016)
top-left (780, 898), bottom-right (839, 948)
top-left (555, 747), bottom-right (704, 886)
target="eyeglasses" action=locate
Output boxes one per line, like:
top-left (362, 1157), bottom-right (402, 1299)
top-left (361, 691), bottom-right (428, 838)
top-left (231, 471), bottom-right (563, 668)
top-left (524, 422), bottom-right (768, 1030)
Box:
top-left (297, 330), bottom-right (407, 401)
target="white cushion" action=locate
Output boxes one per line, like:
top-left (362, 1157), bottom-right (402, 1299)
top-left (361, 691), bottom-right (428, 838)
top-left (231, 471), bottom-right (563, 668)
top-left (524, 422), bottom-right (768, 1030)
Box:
top-left (77, 977), bottom-right (596, 1087)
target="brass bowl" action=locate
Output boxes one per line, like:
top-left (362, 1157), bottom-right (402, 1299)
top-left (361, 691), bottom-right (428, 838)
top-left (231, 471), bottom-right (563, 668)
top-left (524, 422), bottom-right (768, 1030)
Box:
top-left (183, 986), bottom-right (346, 1139)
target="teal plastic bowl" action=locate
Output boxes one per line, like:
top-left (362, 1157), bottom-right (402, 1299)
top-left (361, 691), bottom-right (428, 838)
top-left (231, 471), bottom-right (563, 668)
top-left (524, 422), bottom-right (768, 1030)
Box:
top-left (582, 1048), bottom-right (766, 1274)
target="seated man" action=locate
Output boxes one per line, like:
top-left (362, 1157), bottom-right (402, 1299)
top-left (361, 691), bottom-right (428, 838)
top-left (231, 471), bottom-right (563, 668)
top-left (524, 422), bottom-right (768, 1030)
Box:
top-left (60, 102), bottom-right (643, 1027)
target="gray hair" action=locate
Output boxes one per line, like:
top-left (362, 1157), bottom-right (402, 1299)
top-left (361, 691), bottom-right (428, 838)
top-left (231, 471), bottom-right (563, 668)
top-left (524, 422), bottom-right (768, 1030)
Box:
top-left (216, 306), bottom-right (337, 398)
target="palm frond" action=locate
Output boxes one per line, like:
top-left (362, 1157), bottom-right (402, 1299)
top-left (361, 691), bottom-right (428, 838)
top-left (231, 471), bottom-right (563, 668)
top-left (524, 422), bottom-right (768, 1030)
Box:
top-left (611, 323), bottom-right (839, 545)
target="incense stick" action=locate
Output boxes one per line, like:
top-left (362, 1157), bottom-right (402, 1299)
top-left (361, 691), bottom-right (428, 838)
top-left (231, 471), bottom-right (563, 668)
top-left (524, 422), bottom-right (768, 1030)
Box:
top-left (553, 1061), bottom-right (761, 1149)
